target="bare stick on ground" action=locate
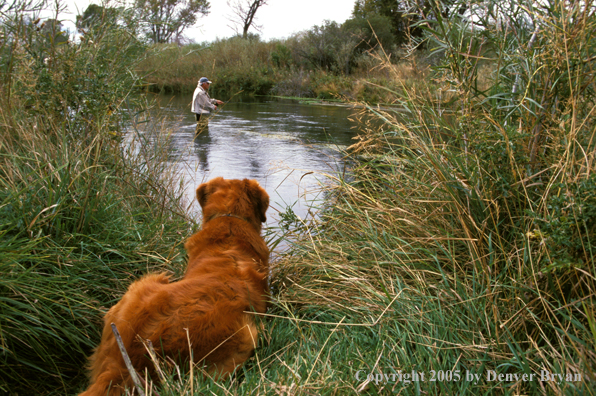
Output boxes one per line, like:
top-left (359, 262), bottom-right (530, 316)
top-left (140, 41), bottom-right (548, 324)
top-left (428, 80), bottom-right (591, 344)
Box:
top-left (111, 323), bottom-right (146, 396)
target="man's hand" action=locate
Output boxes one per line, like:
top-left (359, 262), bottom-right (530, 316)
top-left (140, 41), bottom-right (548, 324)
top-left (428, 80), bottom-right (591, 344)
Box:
top-left (216, 100), bottom-right (224, 105)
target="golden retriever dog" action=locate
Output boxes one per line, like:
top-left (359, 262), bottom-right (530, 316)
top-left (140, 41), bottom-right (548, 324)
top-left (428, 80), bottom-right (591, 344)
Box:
top-left (79, 177), bottom-right (270, 396)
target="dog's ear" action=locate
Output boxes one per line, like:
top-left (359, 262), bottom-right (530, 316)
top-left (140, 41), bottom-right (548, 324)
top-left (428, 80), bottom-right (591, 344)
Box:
top-left (245, 179), bottom-right (269, 223)
top-left (196, 177), bottom-right (224, 209)
top-left (196, 183), bottom-right (210, 209)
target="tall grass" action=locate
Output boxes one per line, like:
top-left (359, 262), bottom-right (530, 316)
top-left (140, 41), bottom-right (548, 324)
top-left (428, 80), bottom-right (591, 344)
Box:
top-left (138, 37), bottom-right (282, 96)
top-left (0, 3), bottom-right (193, 394)
top-left (137, 36), bottom-right (433, 104)
top-left (263, 0), bottom-right (595, 394)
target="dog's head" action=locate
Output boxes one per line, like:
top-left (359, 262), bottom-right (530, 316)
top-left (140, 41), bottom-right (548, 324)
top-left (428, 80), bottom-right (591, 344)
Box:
top-left (196, 177), bottom-right (269, 229)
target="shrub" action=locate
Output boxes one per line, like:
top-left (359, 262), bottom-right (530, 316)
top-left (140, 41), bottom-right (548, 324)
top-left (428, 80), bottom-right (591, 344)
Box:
top-left (342, 14), bottom-right (397, 52)
top-left (290, 20), bottom-right (360, 74)
top-left (270, 42), bottom-right (292, 68)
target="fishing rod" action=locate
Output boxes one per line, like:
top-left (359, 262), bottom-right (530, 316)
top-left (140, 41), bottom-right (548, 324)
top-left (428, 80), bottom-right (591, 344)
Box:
top-left (210, 89), bottom-right (244, 117)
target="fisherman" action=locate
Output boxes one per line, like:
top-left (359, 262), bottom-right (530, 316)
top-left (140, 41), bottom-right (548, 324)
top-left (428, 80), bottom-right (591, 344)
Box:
top-left (191, 77), bottom-right (224, 133)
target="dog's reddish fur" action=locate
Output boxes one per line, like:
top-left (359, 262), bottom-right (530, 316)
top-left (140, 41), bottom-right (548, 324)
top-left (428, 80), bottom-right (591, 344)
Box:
top-left (79, 177), bottom-right (270, 396)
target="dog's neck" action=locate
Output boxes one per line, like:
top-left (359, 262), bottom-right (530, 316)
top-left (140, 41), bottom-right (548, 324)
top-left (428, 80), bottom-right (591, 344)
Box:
top-left (186, 212), bottom-right (269, 271)
top-left (208, 213), bottom-right (251, 223)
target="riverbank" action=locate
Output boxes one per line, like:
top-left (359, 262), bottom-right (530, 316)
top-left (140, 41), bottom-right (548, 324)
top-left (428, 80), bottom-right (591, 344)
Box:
top-left (137, 37), bottom-right (433, 104)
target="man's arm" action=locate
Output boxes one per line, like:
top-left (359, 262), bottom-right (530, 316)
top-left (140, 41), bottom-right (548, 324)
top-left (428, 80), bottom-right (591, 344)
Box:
top-left (200, 92), bottom-right (217, 112)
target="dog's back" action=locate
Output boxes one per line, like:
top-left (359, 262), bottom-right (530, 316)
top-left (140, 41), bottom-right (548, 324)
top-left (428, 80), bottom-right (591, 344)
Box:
top-left (80, 178), bottom-right (269, 396)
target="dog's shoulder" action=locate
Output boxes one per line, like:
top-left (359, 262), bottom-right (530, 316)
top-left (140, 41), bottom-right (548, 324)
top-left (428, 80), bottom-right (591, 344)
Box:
top-left (138, 272), bottom-right (171, 285)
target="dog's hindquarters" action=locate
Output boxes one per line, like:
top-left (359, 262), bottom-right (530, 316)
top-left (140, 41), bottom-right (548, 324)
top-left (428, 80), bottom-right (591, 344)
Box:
top-left (80, 273), bottom-right (171, 396)
top-left (203, 313), bottom-right (260, 379)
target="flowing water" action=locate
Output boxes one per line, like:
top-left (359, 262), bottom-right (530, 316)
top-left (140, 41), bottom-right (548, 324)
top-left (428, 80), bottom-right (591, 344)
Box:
top-left (135, 94), bottom-right (359, 240)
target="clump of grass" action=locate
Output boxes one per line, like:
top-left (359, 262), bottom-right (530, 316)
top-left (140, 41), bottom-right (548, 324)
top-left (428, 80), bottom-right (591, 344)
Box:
top-left (0, 3), bottom-right (193, 394)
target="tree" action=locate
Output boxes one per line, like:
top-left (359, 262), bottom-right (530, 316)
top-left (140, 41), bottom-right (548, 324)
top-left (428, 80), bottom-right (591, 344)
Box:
top-left (295, 21), bottom-right (360, 74)
top-left (352, 0), bottom-right (415, 45)
top-left (40, 18), bottom-right (68, 44)
top-left (352, 0), bottom-right (466, 45)
top-left (76, 4), bottom-right (120, 32)
top-left (135, 0), bottom-right (210, 43)
top-left (343, 13), bottom-right (396, 50)
top-left (227, 0), bottom-right (267, 39)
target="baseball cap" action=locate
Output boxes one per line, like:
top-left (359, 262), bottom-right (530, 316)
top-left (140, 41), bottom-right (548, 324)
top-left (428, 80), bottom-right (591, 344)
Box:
top-left (199, 77), bottom-right (212, 84)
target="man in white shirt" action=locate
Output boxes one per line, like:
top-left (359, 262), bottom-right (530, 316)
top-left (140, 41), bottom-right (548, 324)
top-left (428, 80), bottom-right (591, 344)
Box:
top-left (191, 77), bottom-right (224, 132)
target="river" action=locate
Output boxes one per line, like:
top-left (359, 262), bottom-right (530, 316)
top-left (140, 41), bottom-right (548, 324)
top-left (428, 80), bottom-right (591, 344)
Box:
top-left (131, 94), bottom-right (359, 247)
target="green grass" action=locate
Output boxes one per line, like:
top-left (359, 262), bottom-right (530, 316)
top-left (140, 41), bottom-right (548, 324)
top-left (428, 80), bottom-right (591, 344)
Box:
top-left (0, 7), bottom-right (195, 394)
top-left (0, 105), bottom-right (194, 395)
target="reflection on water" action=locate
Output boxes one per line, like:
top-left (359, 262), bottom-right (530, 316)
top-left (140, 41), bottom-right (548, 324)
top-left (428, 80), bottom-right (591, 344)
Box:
top-left (136, 94), bottom-right (358, 233)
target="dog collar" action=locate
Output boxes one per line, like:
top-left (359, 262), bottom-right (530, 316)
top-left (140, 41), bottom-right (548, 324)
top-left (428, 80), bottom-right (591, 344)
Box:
top-left (210, 213), bottom-right (251, 223)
